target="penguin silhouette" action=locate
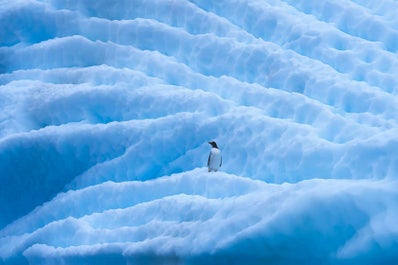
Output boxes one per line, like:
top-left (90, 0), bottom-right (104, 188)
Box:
top-left (207, 141), bottom-right (222, 172)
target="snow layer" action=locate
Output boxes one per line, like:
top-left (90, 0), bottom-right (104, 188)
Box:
top-left (1, 0), bottom-right (398, 264)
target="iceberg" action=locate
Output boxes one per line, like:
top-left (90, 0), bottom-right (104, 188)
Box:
top-left (1, 0), bottom-right (398, 264)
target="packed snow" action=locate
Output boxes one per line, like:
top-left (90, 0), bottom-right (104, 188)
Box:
top-left (1, 0), bottom-right (398, 264)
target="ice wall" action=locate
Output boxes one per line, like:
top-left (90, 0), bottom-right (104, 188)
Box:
top-left (1, 0), bottom-right (398, 264)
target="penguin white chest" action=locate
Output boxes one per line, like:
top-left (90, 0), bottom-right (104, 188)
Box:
top-left (208, 148), bottom-right (222, 172)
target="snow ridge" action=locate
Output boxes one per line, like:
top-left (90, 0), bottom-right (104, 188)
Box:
top-left (1, 0), bottom-right (398, 264)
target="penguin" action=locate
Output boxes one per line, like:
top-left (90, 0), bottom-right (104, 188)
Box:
top-left (207, 141), bottom-right (222, 172)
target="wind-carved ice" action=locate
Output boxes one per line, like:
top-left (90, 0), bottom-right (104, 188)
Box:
top-left (1, 0), bottom-right (398, 264)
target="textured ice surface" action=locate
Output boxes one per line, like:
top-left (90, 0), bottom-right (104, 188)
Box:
top-left (1, 0), bottom-right (398, 264)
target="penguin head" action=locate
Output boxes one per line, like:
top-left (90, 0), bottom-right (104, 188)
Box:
top-left (208, 141), bottom-right (219, 149)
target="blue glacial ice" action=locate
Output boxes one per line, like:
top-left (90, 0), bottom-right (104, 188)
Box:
top-left (1, 0), bottom-right (398, 264)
